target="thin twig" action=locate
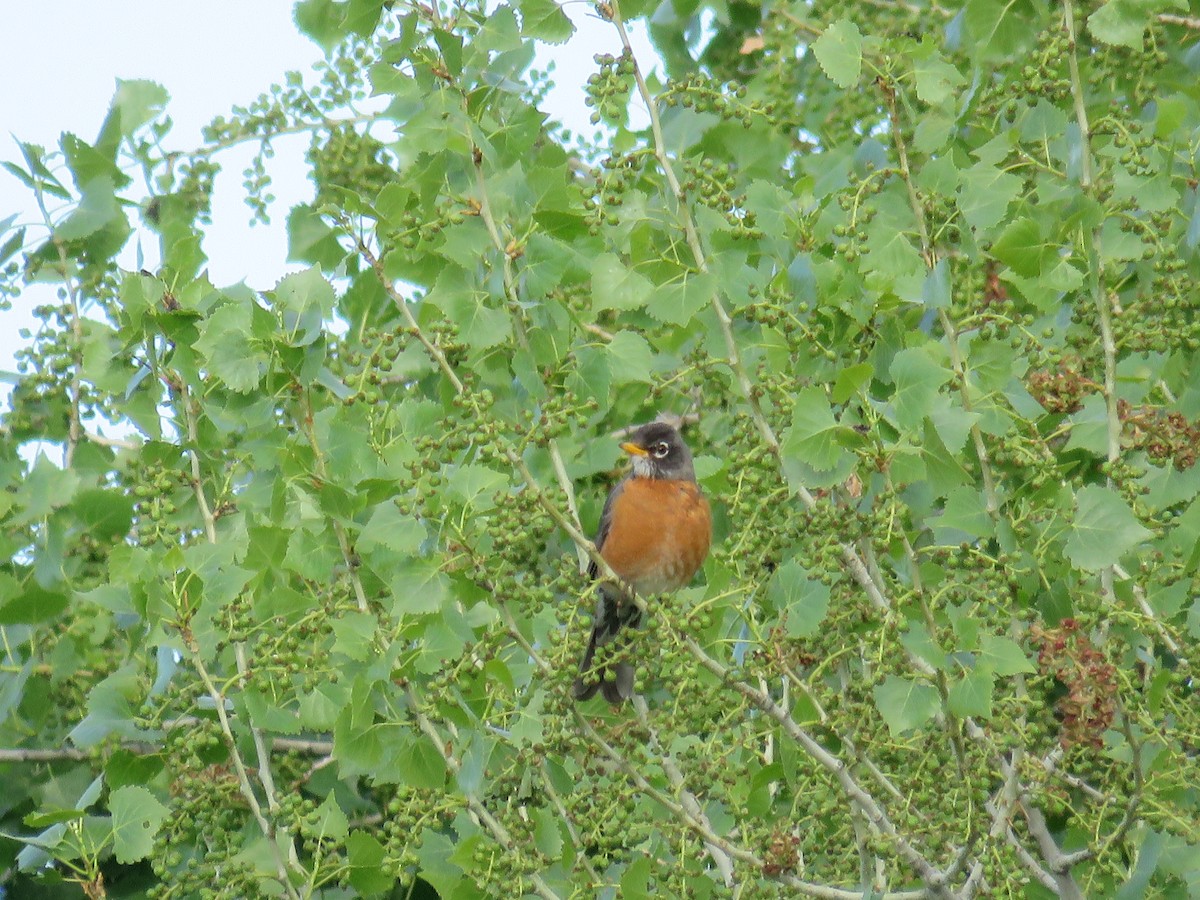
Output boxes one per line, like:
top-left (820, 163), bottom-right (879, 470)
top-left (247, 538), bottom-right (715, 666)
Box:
top-left (606, 0), bottom-right (779, 455)
top-left (1157, 12), bottom-right (1200, 28)
top-left (187, 647), bottom-right (305, 899)
top-left (0, 735), bottom-right (334, 763)
top-left (680, 636), bottom-right (954, 896)
top-left (83, 430), bottom-right (142, 450)
top-left (632, 696), bottom-right (737, 887)
top-left (1065, 0), bottom-right (1118, 603)
top-left (406, 689), bottom-right (564, 900)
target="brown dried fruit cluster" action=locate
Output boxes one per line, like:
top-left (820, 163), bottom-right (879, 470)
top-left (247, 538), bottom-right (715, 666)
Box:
top-left (1031, 618), bottom-right (1117, 749)
top-left (1118, 400), bottom-right (1200, 470)
top-left (1027, 362), bottom-right (1098, 414)
top-left (762, 829), bottom-right (802, 876)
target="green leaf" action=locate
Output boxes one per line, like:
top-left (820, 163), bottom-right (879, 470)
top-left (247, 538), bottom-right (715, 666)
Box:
top-left (781, 387), bottom-right (845, 472)
top-left (532, 805), bottom-right (564, 859)
top-left (423, 269), bottom-right (511, 350)
top-left (890, 346), bottom-right (952, 431)
top-left (832, 362), bottom-right (873, 404)
top-left (446, 464), bottom-right (508, 507)
top-left (359, 502), bottom-right (425, 555)
top-left (287, 204), bottom-right (347, 267)
top-left (97, 80), bottom-right (168, 150)
top-left (73, 488), bottom-right (134, 542)
top-left (873, 675), bottom-right (940, 735)
top-left (0, 579), bottom-right (68, 626)
top-left (347, 831), bottom-right (394, 895)
top-left (768, 560), bottom-right (831, 638)
top-left (104, 751), bottom-right (164, 793)
top-left (55, 177), bottom-right (122, 241)
top-left (777, 566), bottom-right (835, 638)
top-left (456, 735), bottom-right (494, 797)
top-left (69, 664), bottom-right (144, 746)
top-left (392, 733), bottom-right (449, 790)
top-left (922, 258), bottom-right (951, 309)
top-left (415, 828), bottom-right (464, 898)
top-left (914, 52), bottom-right (965, 105)
top-left (242, 689), bottom-right (302, 734)
top-left (647, 271), bottom-right (716, 325)
top-left (605, 331), bottom-right (655, 385)
top-left (294, 0), bottom-right (350, 51)
top-left (192, 300), bottom-right (268, 393)
top-left (964, 0), bottom-right (1037, 60)
top-left (11, 141), bottom-right (70, 199)
top-left (12, 454), bottom-right (80, 525)
top-left (332, 611), bottom-right (378, 662)
top-left (1064, 485), bottom-right (1152, 571)
top-left (1088, 0), bottom-right (1182, 49)
top-left (992, 217), bottom-right (1055, 277)
top-left (388, 558), bottom-right (450, 617)
top-left (109, 786), bottom-right (169, 864)
top-left (620, 856), bottom-right (653, 899)
top-left (948, 668), bottom-right (994, 718)
top-left (303, 792), bottom-right (350, 841)
top-left (978, 633), bottom-right (1036, 676)
top-left (937, 486), bottom-right (994, 540)
top-left (522, 233), bottom-right (583, 299)
top-left (958, 161), bottom-right (1022, 233)
top-left (812, 19), bottom-right (863, 88)
top-left (592, 254), bottom-right (653, 312)
top-left (78, 583), bottom-right (134, 625)
top-left (901, 623), bottom-right (947, 671)
top-left (273, 266), bottom-right (336, 347)
top-left (518, 0), bottom-right (575, 42)
top-left (0, 225), bottom-right (26, 267)
top-left (300, 682), bottom-right (347, 731)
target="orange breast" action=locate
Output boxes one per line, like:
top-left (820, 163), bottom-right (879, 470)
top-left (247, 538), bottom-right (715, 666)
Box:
top-left (600, 478), bottom-right (711, 595)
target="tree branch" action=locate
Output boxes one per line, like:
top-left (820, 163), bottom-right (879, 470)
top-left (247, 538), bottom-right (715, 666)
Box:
top-left (680, 636), bottom-right (955, 896)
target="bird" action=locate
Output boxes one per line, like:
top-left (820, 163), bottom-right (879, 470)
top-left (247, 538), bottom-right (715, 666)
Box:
top-left (572, 421), bottom-right (712, 704)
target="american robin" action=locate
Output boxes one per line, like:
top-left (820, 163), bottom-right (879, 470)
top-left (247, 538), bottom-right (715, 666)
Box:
top-left (572, 421), bottom-right (712, 704)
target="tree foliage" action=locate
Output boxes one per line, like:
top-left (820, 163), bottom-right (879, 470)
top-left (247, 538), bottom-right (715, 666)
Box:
top-left (1, 0), bottom-right (1199, 896)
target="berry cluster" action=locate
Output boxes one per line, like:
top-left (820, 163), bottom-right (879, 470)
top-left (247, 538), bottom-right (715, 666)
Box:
top-left (308, 125), bottom-right (396, 210)
top-left (662, 74), bottom-right (777, 129)
top-left (1031, 618), bottom-right (1118, 749)
top-left (581, 149), bottom-right (652, 231)
top-left (1027, 360), bottom-right (1098, 414)
top-left (1119, 400), bottom-right (1200, 470)
top-left (584, 51), bottom-right (636, 126)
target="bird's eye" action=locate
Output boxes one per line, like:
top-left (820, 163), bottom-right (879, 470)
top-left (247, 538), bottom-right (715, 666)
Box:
top-left (651, 441), bottom-right (670, 458)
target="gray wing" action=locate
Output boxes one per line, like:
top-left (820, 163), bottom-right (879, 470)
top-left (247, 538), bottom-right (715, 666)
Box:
top-left (587, 476), bottom-right (626, 579)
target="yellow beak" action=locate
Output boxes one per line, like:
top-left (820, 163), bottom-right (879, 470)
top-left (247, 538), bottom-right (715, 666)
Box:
top-left (620, 441), bottom-right (649, 457)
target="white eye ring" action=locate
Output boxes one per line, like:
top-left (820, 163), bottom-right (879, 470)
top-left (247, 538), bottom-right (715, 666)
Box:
top-left (651, 441), bottom-right (670, 458)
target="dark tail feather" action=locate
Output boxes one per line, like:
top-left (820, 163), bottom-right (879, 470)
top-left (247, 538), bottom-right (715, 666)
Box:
top-left (572, 587), bottom-right (641, 704)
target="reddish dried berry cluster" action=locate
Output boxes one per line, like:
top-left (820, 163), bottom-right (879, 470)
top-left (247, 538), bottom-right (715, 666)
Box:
top-left (1118, 400), bottom-right (1200, 470)
top-left (1027, 363), bottom-right (1099, 414)
top-left (762, 829), bottom-right (801, 876)
top-left (755, 624), bottom-right (819, 671)
top-left (983, 261), bottom-right (1008, 308)
top-left (1031, 619), bottom-right (1117, 749)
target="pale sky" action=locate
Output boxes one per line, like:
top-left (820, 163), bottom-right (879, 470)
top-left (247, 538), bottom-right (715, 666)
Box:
top-left (0, 1), bottom-right (652, 388)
